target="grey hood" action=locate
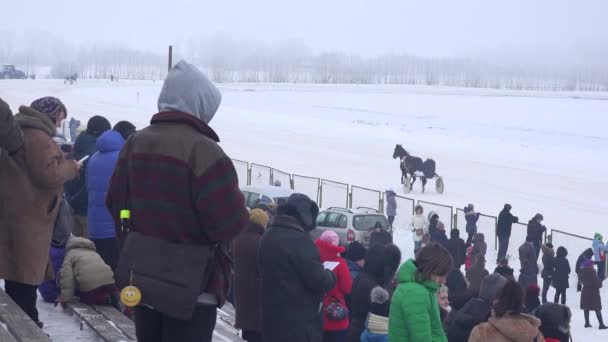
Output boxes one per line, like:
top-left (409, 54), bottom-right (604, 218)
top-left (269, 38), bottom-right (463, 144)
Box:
top-left (158, 60), bottom-right (222, 124)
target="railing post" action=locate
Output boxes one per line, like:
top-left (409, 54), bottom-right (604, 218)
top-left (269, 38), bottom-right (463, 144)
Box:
top-left (379, 192), bottom-right (384, 214)
top-left (318, 182), bottom-right (323, 208)
top-left (348, 187), bottom-right (353, 209)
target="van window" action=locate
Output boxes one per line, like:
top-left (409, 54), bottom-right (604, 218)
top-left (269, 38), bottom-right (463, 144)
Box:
top-left (325, 212), bottom-right (340, 227)
top-left (316, 212), bottom-right (328, 226)
top-left (337, 214), bottom-right (348, 229)
top-left (353, 215), bottom-right (389, 231)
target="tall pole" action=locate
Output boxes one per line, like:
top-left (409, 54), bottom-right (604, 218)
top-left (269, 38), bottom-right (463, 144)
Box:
top-left (168, 45), bottom-right (173, 72)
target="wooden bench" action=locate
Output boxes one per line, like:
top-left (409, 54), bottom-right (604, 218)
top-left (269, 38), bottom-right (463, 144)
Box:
top-left (0, 289), bottom-right (52, 342)
top-left (67, 301), bottom-right (245, 342)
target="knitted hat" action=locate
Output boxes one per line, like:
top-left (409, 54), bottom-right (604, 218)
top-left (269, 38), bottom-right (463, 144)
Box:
top-left (30, 96), bottom-right (67, 122)
top-left (534, 213), bottom-right (544, 221)
top-left (526, 284), bottom-right (540, 297)
top-left (345, 241), bottom-right (367, 262)
top-left (594, 233), bottom-right (603, 241)
top-left (113, 121), bottom-right (136, 140)
top-left (320, 230), bottom-right (340, 246)
top-left (369, 286), bottom-right (390, 317)
top-left (249, 209), bottom-right (269, 228)
top-left (86, 115), bottom-right (111, 137)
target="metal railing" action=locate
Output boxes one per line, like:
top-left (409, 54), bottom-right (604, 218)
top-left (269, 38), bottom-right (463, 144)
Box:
top-left (232, 159), bottom-right (594, 261)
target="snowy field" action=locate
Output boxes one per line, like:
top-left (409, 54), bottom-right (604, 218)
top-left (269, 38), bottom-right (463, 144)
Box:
top-left (1, 79), bottom-right (608, 340)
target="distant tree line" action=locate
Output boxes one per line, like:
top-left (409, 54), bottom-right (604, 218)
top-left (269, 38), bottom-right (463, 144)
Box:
top-left (1, 32), bottom-right (607, 91)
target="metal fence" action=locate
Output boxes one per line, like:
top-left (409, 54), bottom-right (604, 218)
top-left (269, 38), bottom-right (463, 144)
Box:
top-left (271, 168), bottom-right (292, 189)
top-left (350, 186), bottom-right (382, 212)
top-left (418, 200), bottom-right (454, 230)
top-left (319, 179), bottom-right (349, 209)
top-left (232, 159), bottom-right (593, 265)
top-left (250, 163), bottom-right (272, 186)
top-left (232, 159), bottom-right (249, 188)
top-left (292, 174), bottom-right (320, 203)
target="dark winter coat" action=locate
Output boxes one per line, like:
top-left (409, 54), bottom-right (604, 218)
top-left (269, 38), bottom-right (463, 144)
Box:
top-left (466, 257), bottom-right (489, 297)
top-left (385, 190), bottom-right (397, 217)
top-left (575, 248), bottom-right (594, 275)
top-left (86, 130), bottom-right (124, 239)
top-left (494, 265), bottom-right (515, 282)
top-left (446, 230), bottom-right (466, 268)
top-left (527, 219), bottom-right (546, 243)
top-left (541, 244), bottom-right (555, 280)
top-left (348, 272), bottom-right (381, 342)
top-left (446, 268), bottom-right (470, 311)
top-left (315, 239), bottom-right (352, 331)
top-left (464, 207), bottom-right (480, 235)
top-left (526, 285), bottom-right (541, 313)
top-left (430, 226), bottom-right (449, 248)
top-left (519, 242), bottom-right (539, 288)
top-left (369, 229), bottom-right (393, 247)
top-left (580, 267), bottom-right (602, 311)
top-left (346, 259), bottom-right (363, 282)
top-left (233, 221), bottom-right (265, 332)
top-left (108, 74), bottom-right (248, 316)
top-left (65, 131), bottom-right (99, 215)
top-left (39, 246), bottom-right (67, 303)
top-left (471, 233), bottom-right (487, 258)
top-left (552, 247), bottom-right (570, 290)
top-left (533, 303), bottom-right (572, 342)
top-left (0, 103), bottom-right (79, 285)
top-left (259, 215), bottom-right (336, 342)
top-left (496, 207), bottom-right (518, 238)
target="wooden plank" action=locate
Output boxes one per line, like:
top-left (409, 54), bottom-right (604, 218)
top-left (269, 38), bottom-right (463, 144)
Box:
top-left (0, 323), bottom-right (18, 342)
top-left (94, 305), bottom-right (136, 341)
top-left (67, 302), bottom-right (133, 342)
top-left (0, 290), bottom-right (51, 342)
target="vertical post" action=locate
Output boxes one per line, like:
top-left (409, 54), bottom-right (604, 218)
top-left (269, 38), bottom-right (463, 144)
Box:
top-left (168, 45), bottom-right (173, 72)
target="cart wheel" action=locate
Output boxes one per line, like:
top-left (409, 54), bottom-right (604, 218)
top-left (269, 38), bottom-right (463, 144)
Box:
top-left (435, 177), bottom-right (444, 194)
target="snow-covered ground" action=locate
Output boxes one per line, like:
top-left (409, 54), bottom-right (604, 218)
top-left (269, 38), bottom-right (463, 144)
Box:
top-left (1, 79), bottom-right (607, 340)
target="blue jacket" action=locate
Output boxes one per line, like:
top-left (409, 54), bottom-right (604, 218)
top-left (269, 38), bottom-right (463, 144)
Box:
top-left (592, 239), bottom-right (607, 262)
top-left (464, 207), bottom-right (480, 235)
top-left (86, 131), bottom-right (124, 239)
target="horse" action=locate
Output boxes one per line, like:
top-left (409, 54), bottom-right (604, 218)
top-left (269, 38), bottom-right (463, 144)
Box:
top-left (392, 144), bottom-right (438, 193)
top-left (64, 74), bottom-right (77, 85)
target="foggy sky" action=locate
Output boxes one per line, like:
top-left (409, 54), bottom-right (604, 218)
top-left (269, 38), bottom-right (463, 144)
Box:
top-left (2, 0), bottom-right (607, 67)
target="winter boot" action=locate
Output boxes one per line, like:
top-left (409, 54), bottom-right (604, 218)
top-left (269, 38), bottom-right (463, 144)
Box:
top-left (597, 311), bottom-right (607, 330)
top-left (584, 310), bottom-right (592, 328)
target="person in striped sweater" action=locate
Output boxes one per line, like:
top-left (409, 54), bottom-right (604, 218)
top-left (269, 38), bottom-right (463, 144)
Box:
top-left (106, 60), bottom-right (248, 342)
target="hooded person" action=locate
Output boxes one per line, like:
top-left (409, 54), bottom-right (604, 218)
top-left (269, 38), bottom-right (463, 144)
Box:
top-left (445, 268), bottom-right (470, 311)
top-left (369, 221), bottom-right (393, 247)
top-left (466, 255), bottom-right (490, 298)
top-left (65, 114), bottom-right (112, 238)
top-left (551, 246), bottom-right (570, 305)
top-left (445, 273), bottom-right (508, 342)
top-left (540, 243), bottom-right (555, 304)
top-left (233, 209), bottom-right (270, 342)
top-left (410, 205), bottom-right (429, 253)
top-left (258, 194), bottom-right (337, 342)
top-left (360, 286), bottom-right (390, 342)
top-left (446, 228), bottom-right (466, 269)
top-left (471, 233), bottom-right (487, 259)
top-left (575, 248), bottom-right (594, 292)
top-left (464, 204), bottom-right (480, 246)
top-left (385, 188), bottom-right (397, 228)
top-left (496, 204), bottom-right (519, 263)
top-left (112, 121), bottom-right (136, 140)
top-left (518, 235), bottom-right (539, 288)
top-left (579, 259), bottom-right (606, 329)
top-left (107, 61), bottom-right (249, 342)
top-left (533, 303), bottom-right (572, 342)
top-left (527, 213), bottom-right (547, 261)
top-left (347, 244), bottom-right (401, 342)
top-left (0, 98), bottom-right (79, 326)
top-left (86, 129), bottom-right (127, 270)
top-left (494, 258), bottom-right (516, 282)
top-left (525, 284), bottom-right (541, 313)
top-left (468, 280), bottom-right (544, 342)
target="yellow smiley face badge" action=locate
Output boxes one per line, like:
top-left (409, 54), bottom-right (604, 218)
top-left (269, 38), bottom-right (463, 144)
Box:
top-left (120, 285), bottom-right (142, 307)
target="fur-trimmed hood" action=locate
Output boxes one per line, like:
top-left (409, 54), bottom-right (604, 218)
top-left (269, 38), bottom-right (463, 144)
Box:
top-left (15, 105), bottom-right (56, 137)
top-left (370, 286), bottom-right (389, 304)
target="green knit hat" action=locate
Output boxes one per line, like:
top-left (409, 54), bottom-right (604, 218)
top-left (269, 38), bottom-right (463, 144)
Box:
top-left (595, 233), bottom-right (603, 241)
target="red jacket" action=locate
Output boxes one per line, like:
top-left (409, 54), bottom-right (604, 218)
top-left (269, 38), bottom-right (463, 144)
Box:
top-left (315, 239), bottom-right (352, 331)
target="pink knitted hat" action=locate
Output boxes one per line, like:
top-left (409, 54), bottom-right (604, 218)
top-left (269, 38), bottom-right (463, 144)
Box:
top-left (320, 230), bottom-right (340, 246)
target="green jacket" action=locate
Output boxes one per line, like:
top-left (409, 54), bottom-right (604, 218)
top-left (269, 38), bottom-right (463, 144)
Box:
top-left (389, 259), bottom-right (447, 342)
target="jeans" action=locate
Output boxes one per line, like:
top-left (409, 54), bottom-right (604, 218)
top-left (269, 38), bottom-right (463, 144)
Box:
top-left (414, 240), bottom-right (422, 253)
top-left (497, 236), bottom-right (510, 263)
top-left (135, 305), bottom-right (217, 342)
top-left (554, 287), bottom-right (566, 305)
top-left (360, 329), bottom-right (389, 342)
top-left (541, 278), bottom-right (552, 303)
top-left (4, 280), bottom-right (39, 323)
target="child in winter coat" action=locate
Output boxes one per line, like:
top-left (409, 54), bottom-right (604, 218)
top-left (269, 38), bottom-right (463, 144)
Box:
top-left (59, 236), bottom-right (117, 307)
top-left (525, 284), bottom-right (541, 313)
top-left (580, 259), bottom-right (607, 329)
top-left (575, 248), bottom-right (594, 292)
top-left (540, 243), bottom-right (555, 304)
top-left (411, 205), bottom-right (429, 253)
top-left (592, 233), bottom-right (608, 281)
top-left (360, 286), bottom-right (390, 342)
top-left (315, 230), bottom-right (352, 340)
top-left (552, 246), bottom-right (570, 305)
top-left (471, 233), bottom-right (487, 259)
top-left (465, 245), bottom-right (474, 271)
